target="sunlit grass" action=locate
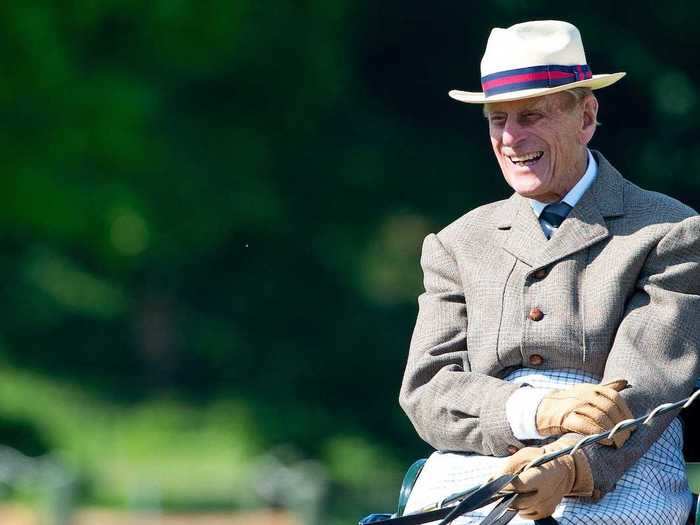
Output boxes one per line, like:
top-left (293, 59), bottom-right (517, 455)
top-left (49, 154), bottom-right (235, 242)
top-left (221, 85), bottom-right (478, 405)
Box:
top-left (0, 365), bottom-right (261, 508)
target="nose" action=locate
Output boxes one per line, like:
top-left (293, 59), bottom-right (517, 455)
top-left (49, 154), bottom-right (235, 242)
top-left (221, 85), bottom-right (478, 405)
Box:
top-left (501, 119), bottom-right (524, 147)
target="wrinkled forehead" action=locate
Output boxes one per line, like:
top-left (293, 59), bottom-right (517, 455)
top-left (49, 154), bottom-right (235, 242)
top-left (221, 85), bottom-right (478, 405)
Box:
top-left (484, 93), bottom-right (561, 115)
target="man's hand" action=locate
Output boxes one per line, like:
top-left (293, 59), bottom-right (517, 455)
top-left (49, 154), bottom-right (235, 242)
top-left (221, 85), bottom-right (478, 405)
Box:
top-left (536, 380), bottom-right (633, 447)
top-left (500, 436), bottom-right (594, 520)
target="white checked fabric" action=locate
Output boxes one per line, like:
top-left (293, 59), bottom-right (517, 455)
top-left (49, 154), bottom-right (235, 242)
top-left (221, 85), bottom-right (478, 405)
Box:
top-left (403, 368), bottom-right (692, 524)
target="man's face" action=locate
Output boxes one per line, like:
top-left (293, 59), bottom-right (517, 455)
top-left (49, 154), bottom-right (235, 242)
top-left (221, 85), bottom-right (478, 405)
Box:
top-left (486, 92), bottom-right (597, 202)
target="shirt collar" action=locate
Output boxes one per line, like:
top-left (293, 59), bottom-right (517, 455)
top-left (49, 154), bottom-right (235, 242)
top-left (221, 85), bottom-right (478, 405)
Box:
top-left (529, 149), bottom-right (598, 218)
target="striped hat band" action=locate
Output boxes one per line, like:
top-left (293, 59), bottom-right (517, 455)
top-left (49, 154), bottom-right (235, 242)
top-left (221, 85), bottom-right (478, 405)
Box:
top-left (481, 64), bottom-right (593, 97)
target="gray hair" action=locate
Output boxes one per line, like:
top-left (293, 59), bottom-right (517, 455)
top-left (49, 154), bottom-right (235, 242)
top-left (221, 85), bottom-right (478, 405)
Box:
top-left (563, 87), bottom-right (600, 126)
top-left (562, 87), bottom-right (595, 106)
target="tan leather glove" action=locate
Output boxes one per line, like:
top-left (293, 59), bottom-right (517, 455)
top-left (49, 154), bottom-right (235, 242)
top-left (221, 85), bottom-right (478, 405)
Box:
top-left (536, 379), bottom-right (634, 448)
top-left (500, 435), bottom-right (595, 521)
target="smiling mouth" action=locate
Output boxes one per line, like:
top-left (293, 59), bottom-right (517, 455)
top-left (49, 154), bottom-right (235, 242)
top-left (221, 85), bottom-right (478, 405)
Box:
top-left (507, 151), bottom-right (544, 167)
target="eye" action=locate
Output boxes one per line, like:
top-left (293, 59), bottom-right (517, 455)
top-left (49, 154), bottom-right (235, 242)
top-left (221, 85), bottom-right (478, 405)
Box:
top-left (489, 114), bottom-right (506, 126)
top-left (521, 111), bottom-right (542, 123)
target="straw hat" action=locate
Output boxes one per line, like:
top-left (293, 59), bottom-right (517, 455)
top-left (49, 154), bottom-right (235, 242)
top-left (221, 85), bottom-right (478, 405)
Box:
top-left (449, 20), bottom-right (625, 104)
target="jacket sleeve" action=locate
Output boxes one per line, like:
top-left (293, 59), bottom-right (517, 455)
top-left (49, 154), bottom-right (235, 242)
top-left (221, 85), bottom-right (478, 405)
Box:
top-left (399, 232), bottom-right (525, 456)
top-left (582, 215), bottom-right (700, 495)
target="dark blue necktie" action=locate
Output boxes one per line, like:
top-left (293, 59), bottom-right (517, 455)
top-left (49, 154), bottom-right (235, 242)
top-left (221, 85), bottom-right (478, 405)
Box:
top-left (539, 201), bottom-right (573, 239)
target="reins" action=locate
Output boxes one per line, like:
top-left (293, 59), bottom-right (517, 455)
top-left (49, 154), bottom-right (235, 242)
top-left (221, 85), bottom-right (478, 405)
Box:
top-left (366, 389), bottom-right (700, 525)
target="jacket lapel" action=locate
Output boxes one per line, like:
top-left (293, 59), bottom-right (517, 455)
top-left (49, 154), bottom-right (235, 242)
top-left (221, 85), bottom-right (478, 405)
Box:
top-left (495, 150), bottom-right (625, 269)
top-left (498, 193), bottom-right (549, 266)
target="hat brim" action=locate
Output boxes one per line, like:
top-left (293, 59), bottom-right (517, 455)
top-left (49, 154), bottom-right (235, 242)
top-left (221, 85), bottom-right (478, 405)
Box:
top-left (448, 72), bottom-right (625, 104)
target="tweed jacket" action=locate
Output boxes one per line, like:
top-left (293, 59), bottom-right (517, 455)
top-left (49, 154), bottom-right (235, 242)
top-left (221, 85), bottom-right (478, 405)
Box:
top-left (399, 151), bottom-right (700, 495)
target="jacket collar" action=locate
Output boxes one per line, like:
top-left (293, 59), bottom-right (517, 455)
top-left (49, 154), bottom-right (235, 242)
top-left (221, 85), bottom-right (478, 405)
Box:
top-left (493, 150), bottom-right (625, 268)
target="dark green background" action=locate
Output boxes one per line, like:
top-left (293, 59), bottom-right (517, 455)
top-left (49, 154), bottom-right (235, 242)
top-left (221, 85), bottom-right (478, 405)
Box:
top-left (0, 1), bottom-right (698, 522)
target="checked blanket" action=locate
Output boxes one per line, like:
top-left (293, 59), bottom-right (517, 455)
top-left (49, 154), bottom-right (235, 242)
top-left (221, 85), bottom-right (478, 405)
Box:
top-left (403, 368), bottom-right (692, 525)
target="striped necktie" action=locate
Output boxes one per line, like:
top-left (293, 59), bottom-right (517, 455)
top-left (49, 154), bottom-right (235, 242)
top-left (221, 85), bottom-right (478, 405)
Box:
top-left (539, 201), bottom-right (573, 239)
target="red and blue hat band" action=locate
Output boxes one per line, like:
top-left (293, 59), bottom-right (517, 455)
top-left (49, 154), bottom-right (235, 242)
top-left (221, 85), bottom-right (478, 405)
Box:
top-left (481, 64), bottom-right (592, 97)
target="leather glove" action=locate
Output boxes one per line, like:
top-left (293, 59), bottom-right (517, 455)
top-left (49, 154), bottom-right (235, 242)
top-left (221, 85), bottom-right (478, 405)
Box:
top-left (536, 379), bottom-right (634, 448)
top-left (500, 435), bottom-right (595, 521)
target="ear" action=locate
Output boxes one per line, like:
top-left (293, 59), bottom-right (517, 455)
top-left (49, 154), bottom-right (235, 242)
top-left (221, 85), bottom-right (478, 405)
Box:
top-left (579, 95), bottom-right (599, 145)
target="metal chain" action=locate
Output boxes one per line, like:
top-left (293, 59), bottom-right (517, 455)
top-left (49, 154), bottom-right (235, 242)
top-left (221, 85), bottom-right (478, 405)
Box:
top-left (522, 388), bottom-right (700, 471)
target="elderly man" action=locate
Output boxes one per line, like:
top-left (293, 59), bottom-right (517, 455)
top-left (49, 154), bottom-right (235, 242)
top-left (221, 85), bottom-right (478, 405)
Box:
top-left (399, 20), bottom-right (700, 524)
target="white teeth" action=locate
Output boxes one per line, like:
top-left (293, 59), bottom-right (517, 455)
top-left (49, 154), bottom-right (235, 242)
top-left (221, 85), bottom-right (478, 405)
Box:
top-left (509, 152), bottom-right (543, 162)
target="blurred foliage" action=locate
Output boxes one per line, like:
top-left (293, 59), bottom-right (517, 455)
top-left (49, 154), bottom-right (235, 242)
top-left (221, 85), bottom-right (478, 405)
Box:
top-left (0, 364), bottom-right (260, 507)
top-left (0, 0), bottom-right (698, 522)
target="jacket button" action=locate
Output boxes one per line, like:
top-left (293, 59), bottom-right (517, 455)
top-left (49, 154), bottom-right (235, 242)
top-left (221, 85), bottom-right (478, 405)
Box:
top-left (528, 307), bottom-right (544, 321)
top-left (507, 445), bottom-right (519, 455)
top-left (529, 354), bottom-right (544, 366)
top-left (533, 268), bottom-right (547, 279)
